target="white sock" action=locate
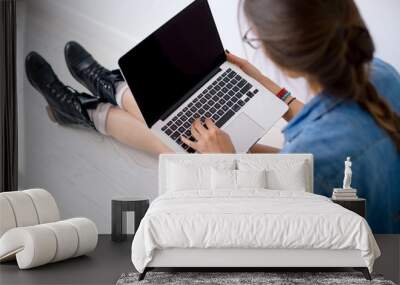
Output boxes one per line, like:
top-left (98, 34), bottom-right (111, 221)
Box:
top-left (115, 82), bottom-right (129, 110)
top-left (88, 103), bottom-right (113, 135)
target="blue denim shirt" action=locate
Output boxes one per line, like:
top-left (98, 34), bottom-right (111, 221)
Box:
top-left (281, 58), bottom-right (400, 234)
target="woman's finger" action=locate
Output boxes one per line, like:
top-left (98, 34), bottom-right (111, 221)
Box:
top-left (204, 117), bottom-right (217, 130)
top-left (191, 125), bottom-right (201, 140)
top-left (181, 136), bottom-right (198, 150)
top-left (226, 53), bottom-right (247, 68)
top-left (193, 118), bottom-right (208, 135)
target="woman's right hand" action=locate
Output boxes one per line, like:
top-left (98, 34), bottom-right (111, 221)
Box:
top-left (226, 52), bottom-right (281, 95)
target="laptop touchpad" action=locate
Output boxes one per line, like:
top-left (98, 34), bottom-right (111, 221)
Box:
top-left (223, 113), bottom-right (265, 153)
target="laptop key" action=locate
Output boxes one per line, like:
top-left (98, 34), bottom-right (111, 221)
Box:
top-left (233, 86), bottom-right (240, 92)
top-left (241, 83), bottom-right (252, 93)
top-left (165, 129), bottom-right (172, 136)
top-left (217, 109), bottom-right (224, 116)
top-left (247, 91), bottom-right (254, 98)
top-left (171, 132), bottom-right (180, 141)
top-left (212, 113), bottom-right (220, 121)
top-left (222, 105), bottom-right (229, 111)
top-left (187, 147), bottom-right (196, 154)
top-left (183, 122), bottom-right (191, 129)
top-left (162, 125), bottom-right (167, 131)
top-left (214, 103), bottom-right (221, 109)
top-left (237, 79), bottom-right (247, 88)
top-left (227, 100), bottom-right (234, 107)
top-left (254, 89), bottom-right (259, 94)
top-left (238, 100), bottom-right (245, 106)
top-left (210, 107), bottom-right (217, 114)
top-left (233, 104), bottom-right (241, 112)
top-left (227, 72), bottom-right (235, 79)
top-left (216, 109), bottom-right (235, 128)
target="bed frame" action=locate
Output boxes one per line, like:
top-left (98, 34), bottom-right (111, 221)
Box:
top-left (138, 154), bottom-right (372, 281)
top-left (139, 248), bottom-right (371, 280)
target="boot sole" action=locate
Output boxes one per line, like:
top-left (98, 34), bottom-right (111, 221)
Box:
top-left (46, 106), bottom-right (57, 123)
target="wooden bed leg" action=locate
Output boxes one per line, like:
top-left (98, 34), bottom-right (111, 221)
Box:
top-left (138, 268), bottom-right (147, 281)
top-left (354, 267), bottom-right (372, 280)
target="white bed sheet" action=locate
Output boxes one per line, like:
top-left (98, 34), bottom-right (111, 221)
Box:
top-left (131, 190), bottom-right (380, 273)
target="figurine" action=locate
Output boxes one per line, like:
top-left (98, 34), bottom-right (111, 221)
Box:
top-left (342, 157), bottom-right (352, 189)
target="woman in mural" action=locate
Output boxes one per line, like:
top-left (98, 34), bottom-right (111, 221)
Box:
top-left (26, 0), bottom-right (399, 233)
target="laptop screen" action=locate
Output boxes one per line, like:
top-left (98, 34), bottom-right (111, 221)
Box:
top-left (118, 0), bottom-right (225, 127)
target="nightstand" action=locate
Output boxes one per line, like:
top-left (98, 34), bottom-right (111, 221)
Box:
top-left (331, 198), bottom-right (366, 218)
top-left (111, 197), bottom-right (149, 242)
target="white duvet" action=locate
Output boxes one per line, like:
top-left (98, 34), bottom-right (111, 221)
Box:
top-left (131, 190), bottom-right (380, 273)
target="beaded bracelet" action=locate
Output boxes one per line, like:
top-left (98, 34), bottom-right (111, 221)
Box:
top-left (276, 88), bottom-right (291, 102)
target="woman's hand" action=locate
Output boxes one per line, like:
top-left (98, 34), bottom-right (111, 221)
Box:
top-left (181, 118), bottom-right (236, 153)
top-left (226, 52), bottom-right (281, 95)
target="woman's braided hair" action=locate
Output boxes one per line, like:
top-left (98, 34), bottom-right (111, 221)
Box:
top-left (244, 0), bottom-right (400, 150)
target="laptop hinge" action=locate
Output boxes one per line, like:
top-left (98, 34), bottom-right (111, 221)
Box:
top-left (160, 66), bottom-right (222, 122)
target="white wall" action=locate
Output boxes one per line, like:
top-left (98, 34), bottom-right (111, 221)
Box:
top-left (17, 0), bottom-right (400, 233)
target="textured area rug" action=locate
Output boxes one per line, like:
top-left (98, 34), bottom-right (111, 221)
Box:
top-left (117, 272), bottom-right (396, 285)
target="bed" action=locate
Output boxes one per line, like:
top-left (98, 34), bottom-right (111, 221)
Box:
top-left (131, 154), bottom-right (380, 280)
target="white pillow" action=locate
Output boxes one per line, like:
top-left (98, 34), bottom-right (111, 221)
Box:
top-left (166, 159), bottom-right (236, 191)
top-left (211, 168), bottom-right (268, 190)
top-left (238, 159), bottom-right (308, 191)
top-left (167, 163), bottom-right (210, 191)
top-left (211, 168), bottom-right (236, 190)
top-left (236, 169), bottom-right (267, 189)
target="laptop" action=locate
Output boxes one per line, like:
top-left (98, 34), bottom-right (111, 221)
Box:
top-left (118, 0), bottom-right (288, 153)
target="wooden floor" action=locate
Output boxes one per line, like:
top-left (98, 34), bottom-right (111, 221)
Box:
top-left (0, 235), bottom-right (133, 285)
top-left (1, 235), bottom-right (398, 285)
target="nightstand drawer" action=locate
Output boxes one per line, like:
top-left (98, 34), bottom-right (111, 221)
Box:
top-left (331, 198), bottom-right (366, 218)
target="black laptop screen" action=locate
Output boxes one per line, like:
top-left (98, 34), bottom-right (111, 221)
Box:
top-left (118, 0), bottom-right (225, 127)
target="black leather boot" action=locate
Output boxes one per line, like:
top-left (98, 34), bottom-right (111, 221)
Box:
top-left (25, 52), bottom-right (97, 130)
top-left (64, 41), bottom-right (123, 106)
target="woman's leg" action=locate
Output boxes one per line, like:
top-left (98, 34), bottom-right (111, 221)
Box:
top-left (115, 82), bottom-right (146, 124)
top-left (107, 107), bottom-right (173, 155)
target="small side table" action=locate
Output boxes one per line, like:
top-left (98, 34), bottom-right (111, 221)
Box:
top-left (111, 197), bottom-right (149, 242)
top-left (331, 198), bottom-right (366, 218)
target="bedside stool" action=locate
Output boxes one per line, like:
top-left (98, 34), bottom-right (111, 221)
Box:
top-left (111, 197), bottom-right (149, 242)
top-left (331, 198), bottom-right (366, 218)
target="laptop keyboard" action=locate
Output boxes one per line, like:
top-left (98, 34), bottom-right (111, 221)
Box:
top-left (161, 68), bottom-right (259, 153)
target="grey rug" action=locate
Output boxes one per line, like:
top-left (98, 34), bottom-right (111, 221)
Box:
top-left (117, 272), bottom-right (396, 285)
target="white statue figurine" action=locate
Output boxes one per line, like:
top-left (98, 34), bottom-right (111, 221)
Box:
top-left (342, 157), bottom-right (352, 189)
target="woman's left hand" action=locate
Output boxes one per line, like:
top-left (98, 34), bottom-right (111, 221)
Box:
top-left (181, 118), bottom-right (236, 153)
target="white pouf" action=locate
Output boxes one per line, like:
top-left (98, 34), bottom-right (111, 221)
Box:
top-left (0, 189), bottom-right (98, 269)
